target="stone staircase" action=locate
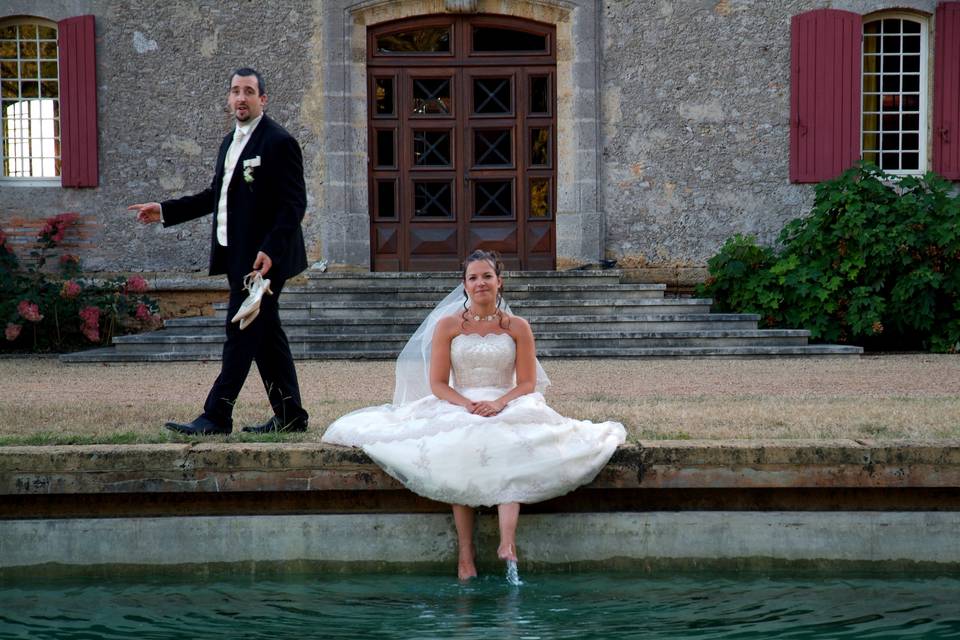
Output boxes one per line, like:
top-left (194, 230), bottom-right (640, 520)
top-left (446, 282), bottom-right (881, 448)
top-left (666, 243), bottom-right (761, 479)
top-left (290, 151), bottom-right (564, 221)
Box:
top-left (61, 270), bottom-right (862, 362)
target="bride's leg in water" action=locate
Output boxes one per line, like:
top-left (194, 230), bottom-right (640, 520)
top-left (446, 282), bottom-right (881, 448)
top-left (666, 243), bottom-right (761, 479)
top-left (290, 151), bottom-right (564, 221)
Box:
top-left (497, 502), bottom-right (520, 561)
top-left (452, 504), bottom-right (477, 580)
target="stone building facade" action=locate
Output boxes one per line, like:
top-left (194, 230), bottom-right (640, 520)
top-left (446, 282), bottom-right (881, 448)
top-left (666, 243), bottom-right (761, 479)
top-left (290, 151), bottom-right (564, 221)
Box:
top-left (0, 0), bottom-right (954, 281)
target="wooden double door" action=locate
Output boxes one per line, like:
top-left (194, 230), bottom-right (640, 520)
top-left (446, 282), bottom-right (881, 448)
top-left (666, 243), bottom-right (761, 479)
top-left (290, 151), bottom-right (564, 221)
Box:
top-left (367, 15), bottom-right (557, 271)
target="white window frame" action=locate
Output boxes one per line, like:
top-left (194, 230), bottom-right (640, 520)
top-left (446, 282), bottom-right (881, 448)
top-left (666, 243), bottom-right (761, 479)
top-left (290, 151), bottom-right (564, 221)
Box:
top-left (860, 11), bottom-right (929, 176)
top-left (0, 16), bottom-right (60, 186)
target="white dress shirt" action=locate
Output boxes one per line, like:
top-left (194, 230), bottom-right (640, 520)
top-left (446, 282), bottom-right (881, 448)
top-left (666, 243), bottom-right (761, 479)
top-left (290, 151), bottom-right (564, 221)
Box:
top-left (216, 113), bottom-right (262, 246)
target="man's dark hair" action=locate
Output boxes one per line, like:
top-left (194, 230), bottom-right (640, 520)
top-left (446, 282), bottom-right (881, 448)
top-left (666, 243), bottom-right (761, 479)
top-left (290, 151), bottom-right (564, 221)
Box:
top-left (231, 67), bottom-right (265, 96)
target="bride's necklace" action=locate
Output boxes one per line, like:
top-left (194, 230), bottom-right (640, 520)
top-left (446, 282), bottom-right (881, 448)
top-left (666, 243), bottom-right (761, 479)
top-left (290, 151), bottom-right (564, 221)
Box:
top-left (469, 308), bottom-right (500, 322)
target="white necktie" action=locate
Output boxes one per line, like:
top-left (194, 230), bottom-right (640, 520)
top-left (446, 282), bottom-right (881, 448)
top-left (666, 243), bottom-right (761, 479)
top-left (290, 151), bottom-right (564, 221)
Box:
top-left (217, 128), bottom-right (246, 247)
top-left (227, 128), bottom-right (245, 169)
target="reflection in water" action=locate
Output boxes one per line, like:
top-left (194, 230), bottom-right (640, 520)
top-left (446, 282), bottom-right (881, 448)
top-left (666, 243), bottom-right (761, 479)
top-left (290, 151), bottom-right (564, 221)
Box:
top-left (1, 572), bottom-right (959, 639)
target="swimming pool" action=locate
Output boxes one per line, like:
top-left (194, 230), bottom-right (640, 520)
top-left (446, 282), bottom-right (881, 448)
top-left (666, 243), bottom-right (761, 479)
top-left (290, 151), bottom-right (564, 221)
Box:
top-left (2, 570), bottom-right (958, 639)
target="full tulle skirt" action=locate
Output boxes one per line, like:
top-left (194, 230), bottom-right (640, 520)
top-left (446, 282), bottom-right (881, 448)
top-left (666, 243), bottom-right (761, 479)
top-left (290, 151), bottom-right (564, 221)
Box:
top-left (322, 386), bottom-right (626, 507)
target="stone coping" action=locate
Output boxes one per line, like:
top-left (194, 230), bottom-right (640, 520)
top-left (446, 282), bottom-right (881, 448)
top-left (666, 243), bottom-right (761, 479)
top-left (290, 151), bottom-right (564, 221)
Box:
top-left (3, 440), bottom-right (959, 496)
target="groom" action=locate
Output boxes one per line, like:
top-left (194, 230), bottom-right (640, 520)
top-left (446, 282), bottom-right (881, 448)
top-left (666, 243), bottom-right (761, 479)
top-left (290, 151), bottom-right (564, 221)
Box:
top-left (129, 67), bottom-right (309, 435)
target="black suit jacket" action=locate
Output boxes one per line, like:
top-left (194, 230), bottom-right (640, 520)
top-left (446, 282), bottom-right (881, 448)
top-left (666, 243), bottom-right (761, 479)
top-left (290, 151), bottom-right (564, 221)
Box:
top-left (161, 115), bottom-right (309, 284)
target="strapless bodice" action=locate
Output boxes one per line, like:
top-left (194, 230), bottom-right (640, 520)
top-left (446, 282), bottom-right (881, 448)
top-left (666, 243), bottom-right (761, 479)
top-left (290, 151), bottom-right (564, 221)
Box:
top-left (450, 333), bottom-right (516, 390)
top-left (321, 327), bottom-right (627, 508)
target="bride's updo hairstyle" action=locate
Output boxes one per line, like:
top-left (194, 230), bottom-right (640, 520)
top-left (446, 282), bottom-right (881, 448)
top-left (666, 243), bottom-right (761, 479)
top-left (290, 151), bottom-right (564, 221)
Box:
top-left (461, 249), bottom-right (509, 329)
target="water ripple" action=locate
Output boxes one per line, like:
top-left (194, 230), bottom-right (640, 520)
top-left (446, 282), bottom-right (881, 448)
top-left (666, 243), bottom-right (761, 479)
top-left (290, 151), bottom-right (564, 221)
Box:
top-left (0, 573), bottom-right (959, 639)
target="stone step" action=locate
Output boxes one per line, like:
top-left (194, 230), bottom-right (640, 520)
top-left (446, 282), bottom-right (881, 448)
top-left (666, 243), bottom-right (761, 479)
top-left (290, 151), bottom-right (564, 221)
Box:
top-left (159, 313), bottom-right (761, 335)
top-left (59, 268), bottom-right (864, 363)
top-left (61, 343), bottom-right (862, 363)
top-left (209, 298), bottom-right (715, 319)
top-left (536, 330), bottom-right (812, 349)
top-left (281, 282), bottom-right (667, 302)
top-left (306, 269), bottom-right (624, 287)
top-left (536, 345), bottom-right (864, 358)
top-left (110, 329), bottom-right (811, 353)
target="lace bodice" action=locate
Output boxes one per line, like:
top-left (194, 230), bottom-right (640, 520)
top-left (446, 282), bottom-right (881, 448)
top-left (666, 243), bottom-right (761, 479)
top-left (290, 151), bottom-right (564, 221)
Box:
top-left (450, 333), bottom-right (516, 390)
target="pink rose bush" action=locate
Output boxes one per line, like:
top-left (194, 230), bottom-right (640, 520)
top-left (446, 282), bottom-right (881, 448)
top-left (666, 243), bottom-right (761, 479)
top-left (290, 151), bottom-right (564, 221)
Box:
top-left (2, 213), bottom-right (160, 352)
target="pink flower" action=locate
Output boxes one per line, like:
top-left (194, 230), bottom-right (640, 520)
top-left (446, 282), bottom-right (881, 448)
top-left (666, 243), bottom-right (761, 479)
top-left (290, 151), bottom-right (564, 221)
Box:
top-left (79, 306), bottom-right (100, 342)
top-left (125, 275), bottom-right (150, 294)
top-left (79, 305), bottom-right (100, 329)
top-left (17, 300), bottom-right (43, 323)
top-left (61, 280), bottom-right (81, 299)
top-left (135, 302), bottom-right (151, 321)
top-left (40, 213), bottom-right (79, 245)
top-left (4, 323), bottom-right (21, 341)
top-left (82, 325), bottom-right (100, 343)
top-left (60, 254), bottom-right (80, 266)
top-left (40, 221), bottom-right (64, 244)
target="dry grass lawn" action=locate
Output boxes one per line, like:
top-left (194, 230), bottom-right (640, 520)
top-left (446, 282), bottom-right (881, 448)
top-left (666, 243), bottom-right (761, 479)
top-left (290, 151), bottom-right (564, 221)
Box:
top-left (1, 354), bottom-right (958, 445)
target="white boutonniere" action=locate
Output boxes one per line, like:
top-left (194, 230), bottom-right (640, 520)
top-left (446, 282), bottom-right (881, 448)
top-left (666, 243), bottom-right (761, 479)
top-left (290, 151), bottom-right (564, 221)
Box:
top-left (242, 156), bottom-right (261, 183)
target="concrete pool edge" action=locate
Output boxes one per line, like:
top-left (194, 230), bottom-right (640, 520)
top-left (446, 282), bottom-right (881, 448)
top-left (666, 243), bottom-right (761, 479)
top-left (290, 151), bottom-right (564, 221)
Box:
top-left (3, 512), bottom-right (960, 574)
top-left (3, 440), bottom-right (959, 570)
top-left (3, 439), bottom-right (960, 496)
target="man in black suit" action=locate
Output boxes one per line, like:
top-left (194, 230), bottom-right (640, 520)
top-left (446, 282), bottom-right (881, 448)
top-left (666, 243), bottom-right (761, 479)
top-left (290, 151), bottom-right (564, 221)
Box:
top-left (129, 67), bottom-right (309, 435)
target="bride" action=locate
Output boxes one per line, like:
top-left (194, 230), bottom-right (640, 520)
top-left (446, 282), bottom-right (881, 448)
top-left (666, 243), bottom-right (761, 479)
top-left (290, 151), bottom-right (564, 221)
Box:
top-left (321, 250), bottom-right (626, 580)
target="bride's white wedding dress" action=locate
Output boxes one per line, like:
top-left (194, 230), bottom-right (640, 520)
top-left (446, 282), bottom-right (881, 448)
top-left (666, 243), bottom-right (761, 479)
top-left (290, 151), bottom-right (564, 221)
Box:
top-left (322, 331), bottom-right (626, 507)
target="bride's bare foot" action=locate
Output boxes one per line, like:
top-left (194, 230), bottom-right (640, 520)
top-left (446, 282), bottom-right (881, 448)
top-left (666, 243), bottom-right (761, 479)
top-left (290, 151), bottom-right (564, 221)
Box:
top-left (458, 547), bottom-right (477, 580)
top-left (497, 543), bottom-right (517, 562)
top-left (458, 563), bottom-right (477, 581)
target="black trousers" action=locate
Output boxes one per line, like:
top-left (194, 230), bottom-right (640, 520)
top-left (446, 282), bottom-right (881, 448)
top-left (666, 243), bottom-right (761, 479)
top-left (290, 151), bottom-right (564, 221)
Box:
top-left (202, 277), bottom-right (308, 429)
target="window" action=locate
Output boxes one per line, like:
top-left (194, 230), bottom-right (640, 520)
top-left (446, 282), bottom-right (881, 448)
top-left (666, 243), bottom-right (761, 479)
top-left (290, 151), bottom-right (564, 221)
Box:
top-left (0, 14), bottom-right (97, 187)
top-left (376, 25), bottom-right (451, 55)
top-left (861, 15), bottom-right (927, 175)
top-left (0, 18), bottom-right (59, 179)
top-left (790, 5), bottom-right (959, 183)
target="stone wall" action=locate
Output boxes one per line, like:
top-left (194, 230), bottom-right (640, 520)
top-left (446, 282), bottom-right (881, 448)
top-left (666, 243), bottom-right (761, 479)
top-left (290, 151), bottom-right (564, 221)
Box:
top-left (600, 0), bottom-right (939, 268)
top-left (0, 0), bottom-right (945, 279)
top-left (0, 0), bottom-right (322, 274)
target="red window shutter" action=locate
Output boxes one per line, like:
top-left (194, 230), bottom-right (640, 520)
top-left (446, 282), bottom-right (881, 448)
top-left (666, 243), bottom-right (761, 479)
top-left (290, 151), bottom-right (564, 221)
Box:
top-left (790, 9), bottom-right (862, 183)
top-left (57, 15), bottom-right (98, 188)
top-left (934, 2), bottom-right (960, 180)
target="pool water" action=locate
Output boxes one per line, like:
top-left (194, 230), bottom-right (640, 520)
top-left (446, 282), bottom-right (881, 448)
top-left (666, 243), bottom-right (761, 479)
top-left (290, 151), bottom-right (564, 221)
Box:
top-left (1, 570), bottom-right (959, 639)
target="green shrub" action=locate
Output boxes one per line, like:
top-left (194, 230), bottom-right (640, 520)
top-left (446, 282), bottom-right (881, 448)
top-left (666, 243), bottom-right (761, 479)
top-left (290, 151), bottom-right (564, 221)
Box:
top-left (697, 163), bottom-right (960, 352)
top-left (1, 214), bottom-right (161, 352)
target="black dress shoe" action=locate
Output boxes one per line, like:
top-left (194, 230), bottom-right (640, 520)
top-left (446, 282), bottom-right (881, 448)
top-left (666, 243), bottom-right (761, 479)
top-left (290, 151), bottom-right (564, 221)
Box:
top-left (165, 415), bottom-right (232, 435)
top-left (242, 416), bottom-right (308, 434)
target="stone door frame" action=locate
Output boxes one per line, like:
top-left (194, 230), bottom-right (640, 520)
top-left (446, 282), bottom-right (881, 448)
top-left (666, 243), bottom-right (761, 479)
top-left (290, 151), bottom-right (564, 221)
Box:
top-left (313, 0), bottom-right (603, 270)
top-left (367, 14), bottom-right (558, 272)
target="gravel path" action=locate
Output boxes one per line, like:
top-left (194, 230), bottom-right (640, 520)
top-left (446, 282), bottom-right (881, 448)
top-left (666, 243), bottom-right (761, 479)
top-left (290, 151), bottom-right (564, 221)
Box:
top-left (2, 355), bottom-right (958, 444)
